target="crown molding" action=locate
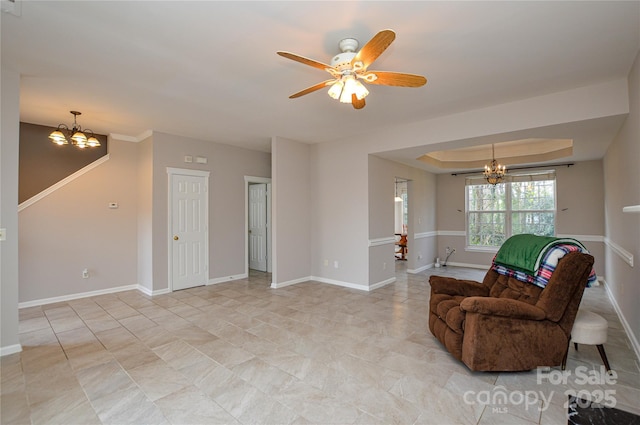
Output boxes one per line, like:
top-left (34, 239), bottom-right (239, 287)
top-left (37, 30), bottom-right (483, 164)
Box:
top-left (109, 129), bottom-right (153, 143)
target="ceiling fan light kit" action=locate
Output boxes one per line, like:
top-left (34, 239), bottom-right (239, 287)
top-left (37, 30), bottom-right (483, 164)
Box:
top-left (49, 111), bottom-right (101, 148)
top-left (277, 29), bottom-right (426, 109)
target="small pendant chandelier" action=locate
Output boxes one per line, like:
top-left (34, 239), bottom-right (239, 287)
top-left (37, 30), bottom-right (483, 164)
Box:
top-left (49, 111), bottom-right (101, 149)
top-left (484, 144), bottom-right (506, 185)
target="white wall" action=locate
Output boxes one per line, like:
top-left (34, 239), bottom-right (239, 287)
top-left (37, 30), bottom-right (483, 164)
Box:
top-left (1, 65), bottom-right (21, 354)
top-left (603, 50), bottom-right (640, 356)
top-left (272, 137), bottom-right (311, 286)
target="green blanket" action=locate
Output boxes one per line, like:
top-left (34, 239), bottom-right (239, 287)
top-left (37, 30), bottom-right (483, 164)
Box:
top-left (494, 234), bottom-right (587, 275)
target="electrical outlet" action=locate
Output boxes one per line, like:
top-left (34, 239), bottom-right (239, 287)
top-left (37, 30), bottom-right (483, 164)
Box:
top-left (445, 247), bottom-right (451, 255)
top-left (82, 268), bottom-right (89, 279)
top-left (383, 262), bottom-right (387, 270)
top-left (334, 261), bottom-right (339, 269)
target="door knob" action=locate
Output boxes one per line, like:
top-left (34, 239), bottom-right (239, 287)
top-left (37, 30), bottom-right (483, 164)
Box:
top-left (173, 235), bottom-right (179, 240)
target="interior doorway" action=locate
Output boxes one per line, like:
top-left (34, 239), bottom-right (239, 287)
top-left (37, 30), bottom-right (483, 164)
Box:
top-left (394, 178), bottom-right (409, 262)
top-left (245, 176), bottom-right (272, 275)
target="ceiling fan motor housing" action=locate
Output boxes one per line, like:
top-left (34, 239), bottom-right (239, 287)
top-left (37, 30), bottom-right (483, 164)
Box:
top-left (332, 38), bottom-right (359, 70)
top-left (331, 52), bottom-right (357, 70)
top-left (339, 38), bottom-right (359, 52)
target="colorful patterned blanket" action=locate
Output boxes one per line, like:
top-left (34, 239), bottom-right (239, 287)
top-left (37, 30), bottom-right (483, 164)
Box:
top-left (492, 243), bottom-right (597, 289)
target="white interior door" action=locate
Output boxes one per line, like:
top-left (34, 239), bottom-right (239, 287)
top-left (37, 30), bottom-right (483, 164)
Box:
top-left (169, 170), bottom-right (209, 291)
top-left (248, 183), bottom-right (267, 272)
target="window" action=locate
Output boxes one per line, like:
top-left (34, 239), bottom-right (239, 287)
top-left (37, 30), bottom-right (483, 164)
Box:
top-left (466, 171), bottom-right (556, 248)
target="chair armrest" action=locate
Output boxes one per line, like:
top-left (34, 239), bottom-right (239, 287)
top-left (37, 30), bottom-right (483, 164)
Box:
top-left (429, 276), bottom-right (490, 297)
top-left (460, 297), bottom-right (546, 320)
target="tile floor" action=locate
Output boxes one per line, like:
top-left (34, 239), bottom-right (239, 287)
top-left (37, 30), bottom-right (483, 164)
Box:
top-left (1, 263), bottom-right (639, 424)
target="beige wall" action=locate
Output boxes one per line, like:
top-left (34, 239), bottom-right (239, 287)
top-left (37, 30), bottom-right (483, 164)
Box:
top-left (272, 137), bottom-right (311, 285)
top-left (3, 74), bottom-right (636, 355)
top-left (1, 65), bottom-right (21, 353)
top-left (408, 166), bottom-right (438, 270)
top-left (368, 155), bottom-right (437, 286)
top-left (556, 161), bottom-right (605, 236)
top-left (17, 131), bottom-right (271, 303)
top-left (305, 80), bottom-right (628, 290)
top-left (137, 135), bottom-right (154, 292)
top-left (19, 122), bottom-right (107, 203)
top-left (151, 132), bottom-right (271, 290)
top-left (19, 138), bottom-right (139, 302)
top-left (603, 50), bottom-right (640, 355)
top-left (310, 140), bottom-right (370, 286)
top-left (434, 160), bottom-right (606, 272)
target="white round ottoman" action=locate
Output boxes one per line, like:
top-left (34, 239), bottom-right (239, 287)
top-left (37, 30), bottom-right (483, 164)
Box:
top-left (569, 310), bottom-right (611, 371)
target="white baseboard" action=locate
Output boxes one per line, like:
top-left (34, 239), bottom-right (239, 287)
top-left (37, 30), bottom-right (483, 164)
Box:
top-left (271, 276), bottom-right (311, 289)
top-left (137, 285), bottom-right (170, 296)
top-left (603, 280), bottom-right (640, 364)
top-left (0, 344), bottom-right (22, 357)
top-left (369, 277), bottom-right (396, 291)
top-left (407, 263), bottom-right (433, 274)
top-left (271, 275), bottom-right (394, 292)
top-left (310, 276), bottom-right (370, 291)
top-left (208, 274), bottom-right (248, 285)
top-left (18, 284), bottom-right (140, 309)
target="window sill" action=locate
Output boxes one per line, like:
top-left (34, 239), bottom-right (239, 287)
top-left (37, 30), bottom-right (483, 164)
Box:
top-left (465, 246), bottom-right (499, 253)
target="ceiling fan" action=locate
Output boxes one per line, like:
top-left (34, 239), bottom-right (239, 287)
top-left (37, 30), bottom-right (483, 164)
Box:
top-left (277, 29), bottom-right (427, 110)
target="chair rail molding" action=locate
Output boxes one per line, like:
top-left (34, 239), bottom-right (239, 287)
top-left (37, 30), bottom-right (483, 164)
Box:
top-left (604, 237), bottom-right (634, 267)
top-left (368, 236), bottom-right (396, 247)
top-left (623, 205), bottom-right (640, 213)
top-left (414, 231), bottom-right (437, 239)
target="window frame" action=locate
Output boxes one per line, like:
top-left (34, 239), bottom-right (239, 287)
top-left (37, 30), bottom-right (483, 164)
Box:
top-left (465, 171), bottom-right (557, 251)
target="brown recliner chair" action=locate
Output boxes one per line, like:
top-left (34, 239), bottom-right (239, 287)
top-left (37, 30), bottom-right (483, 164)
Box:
top-left (428, 252), bottom-right (594, 371)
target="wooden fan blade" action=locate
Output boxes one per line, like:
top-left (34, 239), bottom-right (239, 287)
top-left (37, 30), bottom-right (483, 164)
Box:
top-left (352, 29), bottom-right (396, 70)
top-left (365, 71), bottom-right (427, 87)
top-left (277, 51), bottom-right (333, 72)
top-left (289, 80), bottom-right (335, 99)
top-left (352, 94), bottom-right (366, 109)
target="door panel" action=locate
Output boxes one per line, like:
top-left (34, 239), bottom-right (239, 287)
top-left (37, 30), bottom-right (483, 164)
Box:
top-left (248, 183), bottom-right (267, 271)
top-left (171, 173), bottom-right (208, 290)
